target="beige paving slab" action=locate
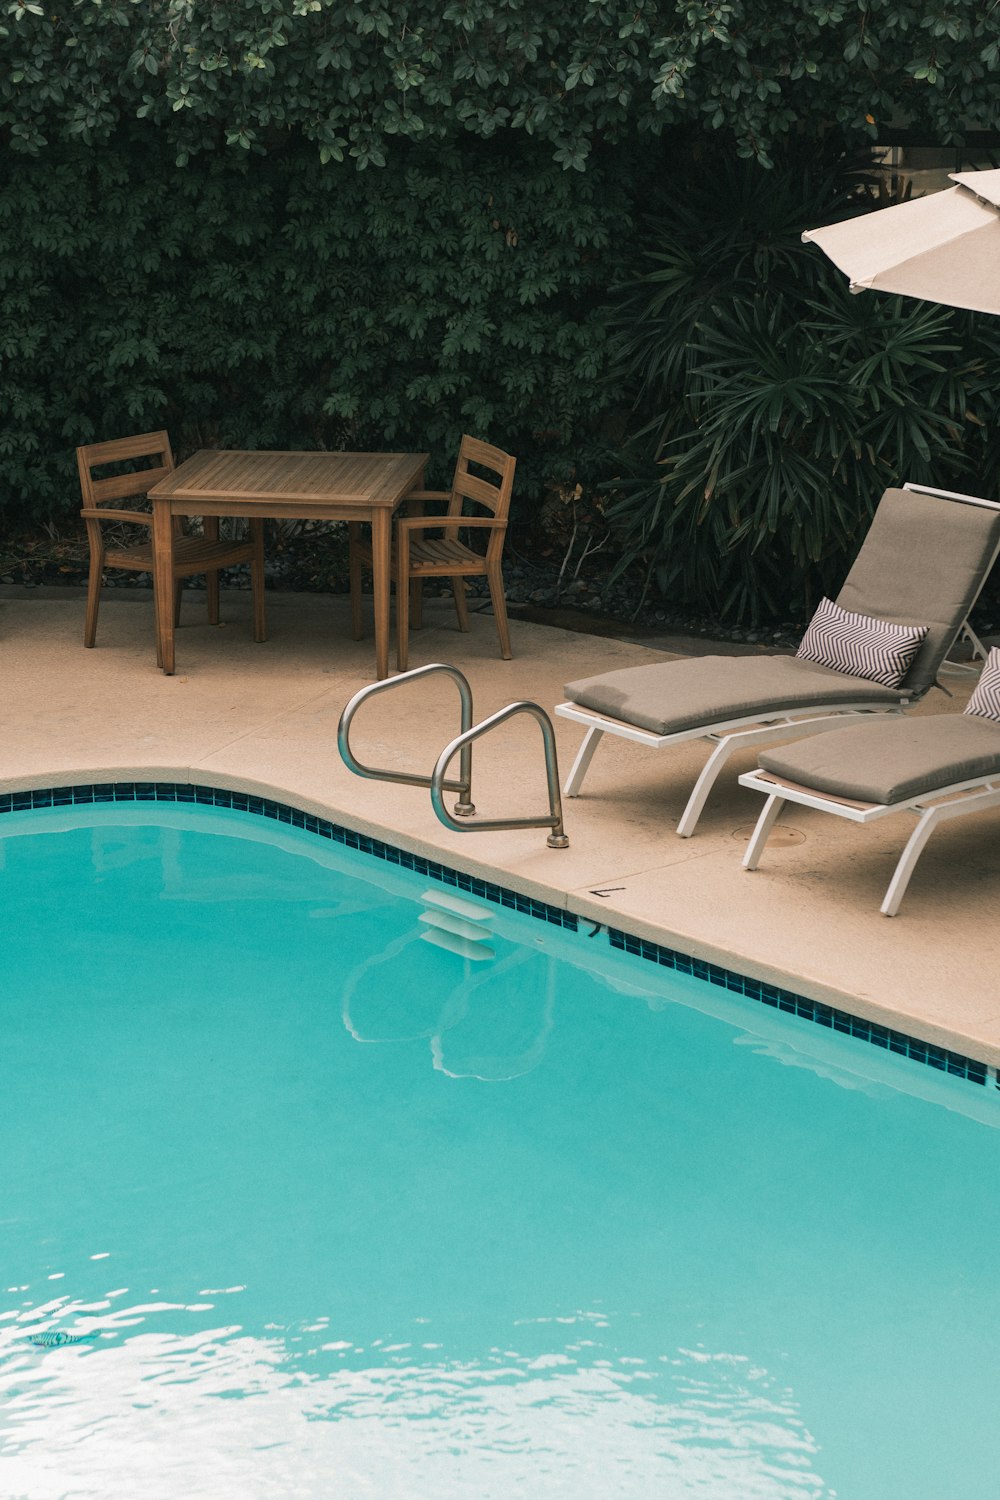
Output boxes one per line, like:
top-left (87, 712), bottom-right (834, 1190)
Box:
top-left (3, 587), bottom-right (999, 1067)
top-left (571, 810), bottom-right (1000, 1055)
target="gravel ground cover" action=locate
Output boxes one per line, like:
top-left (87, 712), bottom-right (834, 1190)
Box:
top-left (4, 522), bottom-right (998, 651)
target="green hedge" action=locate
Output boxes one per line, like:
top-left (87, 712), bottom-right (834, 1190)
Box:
top-left (2, 0), bottom-right (996, 169)
top-left (0, 131), bottom-right (645, 527)
top-left (3, 0), bottom-right (999, 608)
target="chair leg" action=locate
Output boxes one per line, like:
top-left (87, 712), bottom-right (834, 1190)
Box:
top-left (397, 580), bottom-right (411, 671)
top-left (250, 519), bottom-right (267, 642)
top-left (174, 580), bottom-right (184, 627)
top-left (205, 570), bottom-right (220, 625)
top-left (409, 576), bottom-right (424, 631)
top-left (83, 553), bottom-right (103, 648)
top-left (452, 577), bottom-right (469, 632)
top-left (349, 524), bottom-right (364, 641)
top-left (152, 574), bottom-right (163, 669)
top-left (486, 562), bottom-right (512, 659)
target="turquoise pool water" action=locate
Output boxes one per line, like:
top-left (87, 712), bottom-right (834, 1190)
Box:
top-left (1, 802), bottom-right (998, 1500)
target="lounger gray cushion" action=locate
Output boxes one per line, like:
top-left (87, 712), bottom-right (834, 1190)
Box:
top-left (564, 654), bottom-right (903, 737)
top-left (565, 488), bottom-right (1000, 739)
top-left (837, 487), bottom-right (1000, 695)
top-left (758, 714), bottom-right (1000, 805)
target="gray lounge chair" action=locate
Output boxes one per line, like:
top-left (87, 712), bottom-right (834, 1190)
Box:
top-left (739, 684), bottom-right (1000, 916)
top-left (556, 484), bottom-right (1000, 836)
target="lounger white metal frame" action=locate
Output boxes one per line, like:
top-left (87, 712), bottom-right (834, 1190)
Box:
top-left (554, 482), bottom-right (1000, 837)
top-left (556, 701), bottom-right (907, 837)
top-left (738, 766), bottom-right (1000, 917)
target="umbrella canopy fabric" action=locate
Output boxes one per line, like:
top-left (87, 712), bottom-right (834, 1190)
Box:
top-left (802, 168), bottom-right (1000, 316)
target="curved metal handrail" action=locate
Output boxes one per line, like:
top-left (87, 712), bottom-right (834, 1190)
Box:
top-left (431, 701), bottom-right (569, 848)
top-left (337, 663), bottom-right (476, 815)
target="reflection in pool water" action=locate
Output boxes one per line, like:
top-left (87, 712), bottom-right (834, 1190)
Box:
top-left (1, 803), bottom-right (999, 1500)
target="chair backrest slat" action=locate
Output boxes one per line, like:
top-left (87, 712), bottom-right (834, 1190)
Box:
top-left (82, 466), bottom-right (172, 507)
top-left (77, 431), bottom-right (174, 515)
top-left (461, 435), bottom-right (512, 472)
top-left (83, 430), bottom-right (172, 464)
top-left (447, 435), bottom-right (516, 532)
top-left (454, 470), bottom-right (505, 513)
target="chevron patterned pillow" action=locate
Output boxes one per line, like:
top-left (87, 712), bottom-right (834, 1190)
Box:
top-left (964, 647), bottom-right (1000, 723)
top-left (795, 596), bottom-right (928, 688)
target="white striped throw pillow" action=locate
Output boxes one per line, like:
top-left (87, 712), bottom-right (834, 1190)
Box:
top-left (796, 596), bottom-right (928, 688)
top-left (964, 647), bottom-right (1000, 723)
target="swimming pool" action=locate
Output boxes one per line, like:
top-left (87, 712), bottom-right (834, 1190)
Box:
top-left (1, 793), bottom-right (998, 1500)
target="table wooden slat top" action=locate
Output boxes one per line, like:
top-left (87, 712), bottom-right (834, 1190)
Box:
top-left (149, 450), bottom-right (429, 507)
top-left (147, 448), bottom-right (430, 679)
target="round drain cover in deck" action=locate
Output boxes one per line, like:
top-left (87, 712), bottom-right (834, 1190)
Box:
top-left (732, 824), bottom-right (806, 847)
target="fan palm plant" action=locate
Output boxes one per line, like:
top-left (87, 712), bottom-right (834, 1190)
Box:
top-left (607, 149), bottom-right (997, 621)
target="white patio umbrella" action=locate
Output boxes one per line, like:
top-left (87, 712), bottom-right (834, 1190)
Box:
top-left (802, 168), bottom-right (1000, 316)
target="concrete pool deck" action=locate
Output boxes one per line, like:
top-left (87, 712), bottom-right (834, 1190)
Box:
top-left (4, 585), bottom-right (1000, 1068)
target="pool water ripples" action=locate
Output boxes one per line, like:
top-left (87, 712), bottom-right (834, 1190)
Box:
top-left (1, 803), bottom-right (998, 1498)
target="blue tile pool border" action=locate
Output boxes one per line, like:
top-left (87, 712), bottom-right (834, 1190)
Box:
top-left (2, 780), bottom-right (992, 1090)
top-left (608, 928), bottom-right (990, 1087)
top-left (0, 781), bottom-right (577, 930)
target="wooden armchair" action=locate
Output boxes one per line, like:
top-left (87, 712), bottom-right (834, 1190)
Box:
top-left (348, 435), bottom-right (517, 671)
top-left (77, 430), bottom-right (266, 662)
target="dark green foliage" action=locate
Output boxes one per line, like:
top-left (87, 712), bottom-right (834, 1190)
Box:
top-left (0, 132), bottom-right (640, 528)
top-left (3, 1), bottom-right (999, 613)
top-left (606, 150), bottom-right (1000, 621)
top-left (1, 0), bottom-right (997, 171)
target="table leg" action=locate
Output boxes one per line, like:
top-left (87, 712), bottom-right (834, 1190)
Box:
top-left (203, 515), bottom-right (221, 625)
top-left (152, 499), bottom-right (177, 675)
top-left (372, 508), bottom-right (391, 679)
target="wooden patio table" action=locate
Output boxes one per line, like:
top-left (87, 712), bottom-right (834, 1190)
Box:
top-left (148, 449), bottom-right (428, 678)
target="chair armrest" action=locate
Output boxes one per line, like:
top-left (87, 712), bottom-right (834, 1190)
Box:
top-left (395, 515), bottom-right (505, 533)
top-left (397, 489), bottom-right (452, 518)
top-left (80, 507), bottom-right (152, 526)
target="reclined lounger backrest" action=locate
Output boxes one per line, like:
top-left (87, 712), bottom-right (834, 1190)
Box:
top-left (836, 486), bottom-right (1000, 697)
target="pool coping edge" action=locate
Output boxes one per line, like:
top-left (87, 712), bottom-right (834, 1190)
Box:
top-left (2, 774), bottom-right (995, 1092)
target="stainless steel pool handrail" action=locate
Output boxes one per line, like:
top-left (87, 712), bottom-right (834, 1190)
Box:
top-left (431, 700), bottom-right (569, 848)
top-left (338, 663), bottom-right (476, 815)
top-left (337, 663), bottom-right (569, 847)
